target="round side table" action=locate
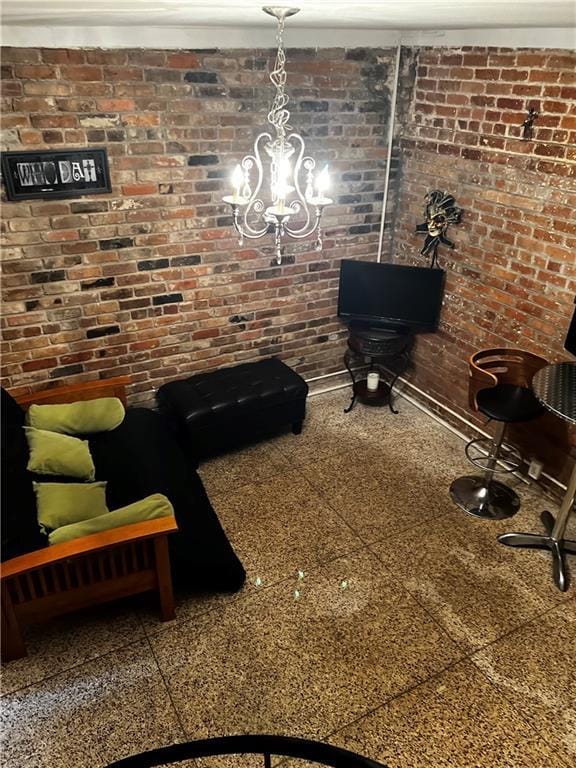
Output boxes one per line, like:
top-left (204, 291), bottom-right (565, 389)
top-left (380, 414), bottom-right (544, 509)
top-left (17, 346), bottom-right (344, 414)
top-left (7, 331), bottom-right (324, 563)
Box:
top-left (343, 324), bottom-right (413, 414)
top-left (498, 361), bottom-right (576, 591)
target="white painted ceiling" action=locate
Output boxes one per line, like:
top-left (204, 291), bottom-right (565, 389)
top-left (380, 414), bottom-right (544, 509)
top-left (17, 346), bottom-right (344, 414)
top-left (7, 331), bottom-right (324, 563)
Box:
top-left (2, 0), bottom-right (575, 29)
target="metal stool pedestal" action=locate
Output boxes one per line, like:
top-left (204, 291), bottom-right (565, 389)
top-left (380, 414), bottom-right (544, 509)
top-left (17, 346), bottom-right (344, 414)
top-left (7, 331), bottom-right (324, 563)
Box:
top-left (450, 421), bottom-right (521, 520)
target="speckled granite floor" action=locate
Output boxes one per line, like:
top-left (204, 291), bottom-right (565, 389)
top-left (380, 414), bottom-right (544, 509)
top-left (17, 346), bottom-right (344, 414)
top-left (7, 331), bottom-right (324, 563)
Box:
top-left (2, 389), bottom-right (575, 768)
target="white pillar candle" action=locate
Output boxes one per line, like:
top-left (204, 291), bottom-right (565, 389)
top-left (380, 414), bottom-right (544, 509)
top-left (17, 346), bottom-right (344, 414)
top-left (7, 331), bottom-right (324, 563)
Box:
top-left (367, 371), bottom-right (380, 392)
top-left (231, 164), bottom-right (243, 203)
top-left (316, 165), bottom-right (330, 198)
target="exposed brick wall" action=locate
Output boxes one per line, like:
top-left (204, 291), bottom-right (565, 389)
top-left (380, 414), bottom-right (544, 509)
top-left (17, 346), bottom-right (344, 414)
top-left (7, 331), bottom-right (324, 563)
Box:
top-left (1, 46), bottom-right (396, 404)
top-left (391, 47), bottom-right (576, 483)
top-left (2, 43), bottom-right (575, 483)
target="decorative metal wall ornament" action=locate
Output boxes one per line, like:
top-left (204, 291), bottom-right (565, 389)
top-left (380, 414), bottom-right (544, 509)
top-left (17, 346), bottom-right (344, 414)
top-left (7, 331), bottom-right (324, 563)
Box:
top-left (415, 190), bottom-right (463, 269)
top-left (1, 148), bottom-right (111, 201)
top-left (222, 7), bottom-right (333, 265)
top-left (521, 105), bottom-right (539, 140)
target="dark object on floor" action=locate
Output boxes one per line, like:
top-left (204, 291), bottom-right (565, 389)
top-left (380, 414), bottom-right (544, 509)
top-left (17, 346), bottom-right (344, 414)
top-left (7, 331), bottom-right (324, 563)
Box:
top-left (521, 105), bottom-right (539, 140)
top-left (415, 189), bottom-right (462, 268)
top-left (449, 348), bottom-right (548, 521)
top-left (157, 357), bottom-right (308, 461)
top-left (1, 378), bottom-right (245, 661)
top-left (106, 734), bottom-right (388, 768)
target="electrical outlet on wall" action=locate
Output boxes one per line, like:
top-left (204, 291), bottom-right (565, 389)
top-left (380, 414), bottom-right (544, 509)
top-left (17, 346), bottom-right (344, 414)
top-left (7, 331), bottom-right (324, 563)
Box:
top-left (528, 458), bottom-right (544, 480)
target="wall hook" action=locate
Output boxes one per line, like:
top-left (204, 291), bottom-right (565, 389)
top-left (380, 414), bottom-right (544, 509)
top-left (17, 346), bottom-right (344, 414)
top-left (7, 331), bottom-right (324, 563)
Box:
top-left (521, 106), bottom-right (539, 140)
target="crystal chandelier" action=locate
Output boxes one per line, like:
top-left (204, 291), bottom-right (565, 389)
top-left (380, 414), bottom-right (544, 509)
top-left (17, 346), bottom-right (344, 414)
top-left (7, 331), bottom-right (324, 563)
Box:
top-left (222, 6), bottom-right (333, 265)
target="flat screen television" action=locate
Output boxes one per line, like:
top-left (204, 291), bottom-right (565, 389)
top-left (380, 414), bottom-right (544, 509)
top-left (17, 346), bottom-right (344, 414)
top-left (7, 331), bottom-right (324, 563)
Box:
top-left (564, 295), bottom-right (576, 356)
top-left (337, 260), bottom-right (445, 332)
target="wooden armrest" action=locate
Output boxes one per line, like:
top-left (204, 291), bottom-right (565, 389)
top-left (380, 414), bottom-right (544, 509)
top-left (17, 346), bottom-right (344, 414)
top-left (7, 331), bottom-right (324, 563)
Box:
top-left (15, 375), bottom-right (132, 409)
top-left (1, 516), bottom-right (178, 580)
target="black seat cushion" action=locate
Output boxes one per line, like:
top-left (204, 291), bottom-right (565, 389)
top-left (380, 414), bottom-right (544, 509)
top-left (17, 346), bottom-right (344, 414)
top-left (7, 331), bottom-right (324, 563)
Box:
top-left (1, 388), bottom-right (48, 561)
top-left (88, 408), bottom-right (246, 591)
top-left (476, 384), bottom-right (544, 423)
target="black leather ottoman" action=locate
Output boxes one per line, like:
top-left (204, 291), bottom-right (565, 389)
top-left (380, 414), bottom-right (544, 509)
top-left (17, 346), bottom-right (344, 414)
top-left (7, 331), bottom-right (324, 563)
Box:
top-left (156, 358), bottom-right (308, 461)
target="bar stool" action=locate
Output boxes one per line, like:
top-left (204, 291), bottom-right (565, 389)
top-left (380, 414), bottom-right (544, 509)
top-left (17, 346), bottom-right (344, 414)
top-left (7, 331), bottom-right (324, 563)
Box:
top-left (450, 348), bottom-right (548, 519)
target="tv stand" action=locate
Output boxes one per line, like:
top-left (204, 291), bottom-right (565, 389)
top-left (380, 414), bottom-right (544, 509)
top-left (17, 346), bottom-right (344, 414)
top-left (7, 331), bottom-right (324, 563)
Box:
top-left (343, 323), bottom-right (413, 413)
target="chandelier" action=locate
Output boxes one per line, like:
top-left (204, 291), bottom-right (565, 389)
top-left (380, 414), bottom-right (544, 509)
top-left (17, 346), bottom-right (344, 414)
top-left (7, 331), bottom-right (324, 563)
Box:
top-left (222, 6), bottom-right (333, 265)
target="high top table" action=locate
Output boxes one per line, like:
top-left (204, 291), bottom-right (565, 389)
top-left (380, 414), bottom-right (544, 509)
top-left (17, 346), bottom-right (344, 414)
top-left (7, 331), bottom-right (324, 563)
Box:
top-left (498, 361), bottom-right (576, 591)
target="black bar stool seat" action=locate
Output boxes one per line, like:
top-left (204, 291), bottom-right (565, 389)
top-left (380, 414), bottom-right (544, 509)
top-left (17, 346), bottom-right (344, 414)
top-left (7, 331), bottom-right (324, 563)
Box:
top-left (476, 383), bottom-right (544, 423)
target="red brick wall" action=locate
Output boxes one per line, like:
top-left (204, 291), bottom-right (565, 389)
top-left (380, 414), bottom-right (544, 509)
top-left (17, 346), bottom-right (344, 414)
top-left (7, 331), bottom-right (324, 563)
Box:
top-left (2, 44), bottom-right (575, 483)
top-left (1, 46), bottom-right (396, 404)
top-left (392, 47), bottom-right (576, 483)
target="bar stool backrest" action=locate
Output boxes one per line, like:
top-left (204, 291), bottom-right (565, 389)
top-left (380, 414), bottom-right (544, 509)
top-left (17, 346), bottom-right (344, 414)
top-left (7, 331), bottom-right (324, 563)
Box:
top-left (468, 348), bottom-right (549, 411)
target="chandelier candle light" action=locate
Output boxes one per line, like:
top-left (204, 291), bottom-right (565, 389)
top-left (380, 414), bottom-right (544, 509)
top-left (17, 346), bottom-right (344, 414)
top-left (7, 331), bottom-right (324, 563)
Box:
top-left (222, 6), bottom-right (333, 265)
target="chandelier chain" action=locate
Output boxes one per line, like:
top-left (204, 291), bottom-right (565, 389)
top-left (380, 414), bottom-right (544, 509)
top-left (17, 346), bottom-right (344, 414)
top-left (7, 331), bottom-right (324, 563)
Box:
top-left (267, 15), bottom-right (291, 140)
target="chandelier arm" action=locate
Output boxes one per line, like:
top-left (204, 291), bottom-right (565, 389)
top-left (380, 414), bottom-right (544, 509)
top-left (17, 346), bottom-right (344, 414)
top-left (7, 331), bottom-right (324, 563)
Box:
top-left (283, 208), bottom-right (322, 239)
top-left (239, 133), bottom-right (272, 238)
top-left (238, 207), bottom-right (269, 239)
top-left (234, 221), bottom-right (270, 241)
top-left (282, 132), bottom-right (313, 236)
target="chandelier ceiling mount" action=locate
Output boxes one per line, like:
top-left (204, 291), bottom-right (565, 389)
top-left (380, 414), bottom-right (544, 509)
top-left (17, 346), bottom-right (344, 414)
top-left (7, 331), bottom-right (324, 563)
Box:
top-left (262, 7), bottom-right (301, 21)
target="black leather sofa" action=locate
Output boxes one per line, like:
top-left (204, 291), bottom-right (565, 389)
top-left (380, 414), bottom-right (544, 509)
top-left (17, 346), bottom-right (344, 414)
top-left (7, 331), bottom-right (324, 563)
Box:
top-left (1, 388), bottom-right (246, 593)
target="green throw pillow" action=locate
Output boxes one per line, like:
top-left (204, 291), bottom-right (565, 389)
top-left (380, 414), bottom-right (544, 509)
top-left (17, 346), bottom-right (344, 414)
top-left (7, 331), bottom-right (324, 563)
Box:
top-left (33, 481), bottom-right (109, 532)
top-left (25, 426), bottom-right (95, 481)
top-left (48, 493), bottom-right (175, 545)
top-left (26, 397), bottom-right (125, 435)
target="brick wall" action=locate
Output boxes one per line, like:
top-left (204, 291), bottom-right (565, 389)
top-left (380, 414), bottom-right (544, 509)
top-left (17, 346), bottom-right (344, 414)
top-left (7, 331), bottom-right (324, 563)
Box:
top-left (392, 47), bottom-right (576, 483)
top-left (2, 43), bottom-right (575, 482)
top-left (1, 46), bottom-right (396, 404)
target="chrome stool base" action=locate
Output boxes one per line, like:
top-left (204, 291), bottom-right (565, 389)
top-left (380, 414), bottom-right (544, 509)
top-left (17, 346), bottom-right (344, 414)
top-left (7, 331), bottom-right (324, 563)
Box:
top-left (449, 475), bottom-right (521, 520)
top-left (498, 510), bottom-right (576, 592)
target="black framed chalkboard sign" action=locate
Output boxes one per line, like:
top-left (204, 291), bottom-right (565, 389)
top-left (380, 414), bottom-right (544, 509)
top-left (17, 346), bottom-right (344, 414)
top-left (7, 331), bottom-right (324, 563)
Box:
top-left (1, 148), bottom-right (111, 201)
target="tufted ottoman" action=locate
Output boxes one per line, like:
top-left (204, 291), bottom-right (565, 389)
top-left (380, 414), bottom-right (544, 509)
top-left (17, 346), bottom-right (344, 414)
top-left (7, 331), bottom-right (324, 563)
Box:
top-left (156, 358), bottom-right (308, 461)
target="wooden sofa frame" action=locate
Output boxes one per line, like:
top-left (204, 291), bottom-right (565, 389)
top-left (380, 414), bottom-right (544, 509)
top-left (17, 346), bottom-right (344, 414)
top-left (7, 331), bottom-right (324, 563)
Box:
top-left (1, 376), bottom-right (178, 662)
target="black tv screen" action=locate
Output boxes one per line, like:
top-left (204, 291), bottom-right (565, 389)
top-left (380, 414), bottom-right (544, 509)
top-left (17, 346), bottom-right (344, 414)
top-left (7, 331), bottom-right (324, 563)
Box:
top-left (338, 260), bottom-right (445, 332)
